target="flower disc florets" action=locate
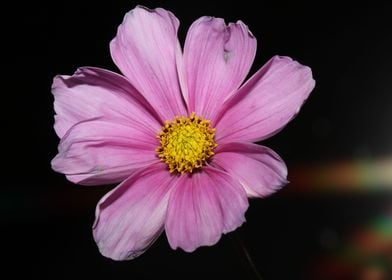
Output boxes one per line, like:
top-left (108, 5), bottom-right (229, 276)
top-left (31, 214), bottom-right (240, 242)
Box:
top-left (157, 113), bottom-right (217, 174)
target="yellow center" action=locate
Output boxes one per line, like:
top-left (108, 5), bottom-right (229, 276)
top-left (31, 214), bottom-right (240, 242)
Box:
top-left (156, 113), bottom-right (217, 174)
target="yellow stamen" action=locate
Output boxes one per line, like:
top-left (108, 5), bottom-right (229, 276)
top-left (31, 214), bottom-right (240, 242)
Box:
top-left (156, 113), bottom-right (217, 174)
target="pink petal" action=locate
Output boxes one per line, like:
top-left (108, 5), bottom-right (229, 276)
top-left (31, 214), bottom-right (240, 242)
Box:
top-left (212, 142), bottom-right (288, 198)
top-left (52, 67), bottom-right (160, 138)
top-left (110, 6), bottom-right (187, 121)
top-left (165, 166), bottom-right (248, 252)
top-left (93, 163), bottom-right (175, 260)
top-left (51, 118), bottom-right (159, 185)
top-left (184, 17), bottom-right (256, 120)
top-left (215, 56), bottom-right (315, 143)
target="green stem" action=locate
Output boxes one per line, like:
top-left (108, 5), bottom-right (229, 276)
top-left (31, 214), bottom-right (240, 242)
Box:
top-left (232, 231), bottom-right (264, 280)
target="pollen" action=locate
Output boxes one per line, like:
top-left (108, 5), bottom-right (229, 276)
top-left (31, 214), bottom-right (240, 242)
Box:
top-left (156, 113), bottom-right (217, 174)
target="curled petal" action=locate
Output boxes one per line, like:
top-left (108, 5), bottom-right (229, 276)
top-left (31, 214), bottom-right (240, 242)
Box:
top-left (52, 118), bottom-right (159, 185)
top-left (93, 163), bottom-right (176, 260)
top-left (184, 17), bottom-right (256, 120)
top-left (165, 166), bottom-right (248, 252)
top-left (215, 56), bottom-right (315, 143)
top-left (212, 142), bottom-right (288, 198)
top-left (110, 6), bottom-right (187, 120)
top-left (52, 67), bottom-right (160, 139)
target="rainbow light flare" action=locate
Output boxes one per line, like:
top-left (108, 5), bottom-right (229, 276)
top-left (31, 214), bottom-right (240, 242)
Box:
top-left (289, 157), bottom-right (392, 193)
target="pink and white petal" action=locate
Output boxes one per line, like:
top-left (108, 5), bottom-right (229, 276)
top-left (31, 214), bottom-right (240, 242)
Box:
top-left (165, 167), bottom-right (248, 252)
top-left (52, 67), bottom-right (160, 139)
top-left (93, 163), bottom-right (175, 260)
top-left (184, 17), bottom-right (256, 120)
top-left (51, 118), bottom-right (159, 186)
top-left (110, 6), bottom-right (187, 120)
top-left (215, 56), bottom-right (315, 143)
top-left (212, 142), bottom-right (288, 198)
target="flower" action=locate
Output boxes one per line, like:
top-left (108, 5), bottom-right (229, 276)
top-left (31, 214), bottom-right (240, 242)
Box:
top-left (51, 6), bottom-right (315, 260)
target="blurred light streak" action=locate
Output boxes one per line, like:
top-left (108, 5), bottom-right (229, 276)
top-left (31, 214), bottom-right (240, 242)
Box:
top-left (289, 157), bottom-right (392, 193)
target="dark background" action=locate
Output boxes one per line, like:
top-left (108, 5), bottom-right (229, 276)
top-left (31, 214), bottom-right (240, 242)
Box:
top-left (4, 1), bottom-right (392, 279)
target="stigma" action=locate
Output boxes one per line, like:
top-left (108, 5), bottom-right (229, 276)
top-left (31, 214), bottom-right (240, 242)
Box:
top-left (156, 113), bottom-right (217, 174)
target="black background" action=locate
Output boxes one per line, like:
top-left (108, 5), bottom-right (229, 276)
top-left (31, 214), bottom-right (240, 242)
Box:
top-left (3, 1), bottom-right (392, 279)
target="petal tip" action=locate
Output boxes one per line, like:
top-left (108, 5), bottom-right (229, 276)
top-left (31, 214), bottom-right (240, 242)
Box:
top-left (167, 235), bottom-right (221, 253)
top-left (95, 239), bottom-right (144, 261)
top-left (50, 155), bottom-right (60, 172)
top-left (51, 74), bottom-right (67, 91)
top-left (273, 55), bottom-right (293, 62)
top-left (231, 20), bottom-right (255, 38)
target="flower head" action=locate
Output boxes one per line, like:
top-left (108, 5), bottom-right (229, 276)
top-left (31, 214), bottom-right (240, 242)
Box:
top-left (52, 6), bottom-right (315, 260)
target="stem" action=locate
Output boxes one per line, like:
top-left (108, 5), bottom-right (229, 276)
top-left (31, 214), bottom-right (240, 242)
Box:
top-left (232, 231), bottom-right (264, 280)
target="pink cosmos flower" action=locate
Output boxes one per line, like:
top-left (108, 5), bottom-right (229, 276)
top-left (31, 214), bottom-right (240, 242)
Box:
top-left (52, 6), bottom-right (315, 260)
